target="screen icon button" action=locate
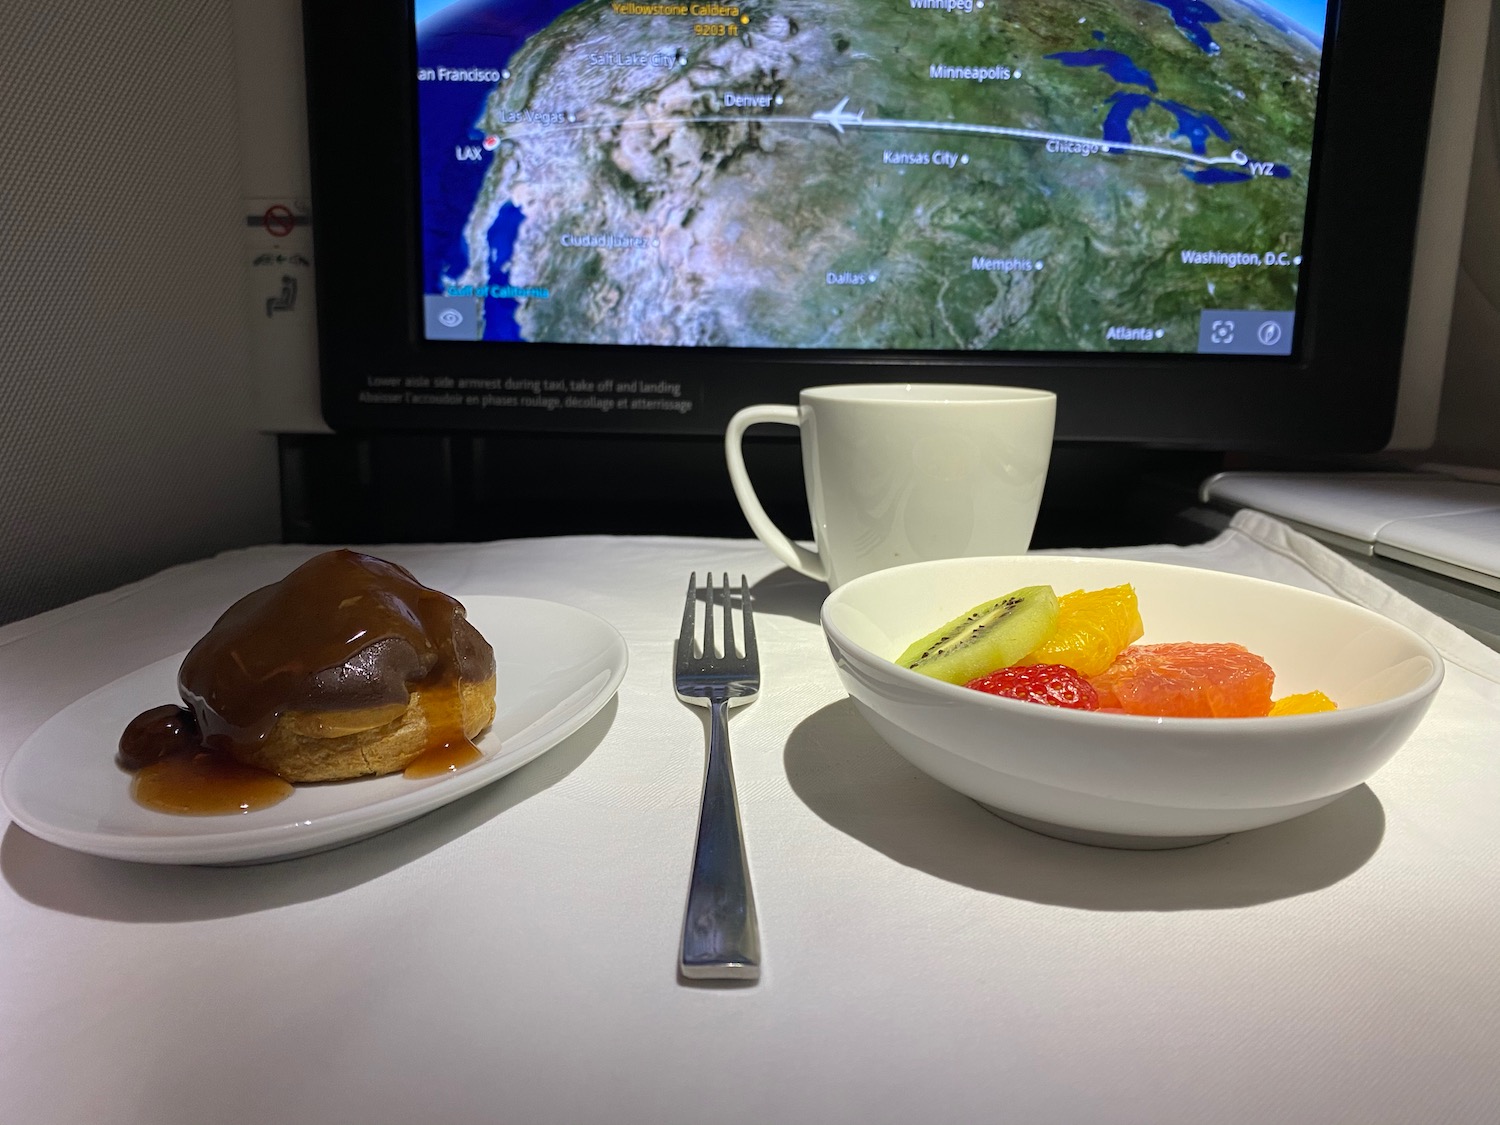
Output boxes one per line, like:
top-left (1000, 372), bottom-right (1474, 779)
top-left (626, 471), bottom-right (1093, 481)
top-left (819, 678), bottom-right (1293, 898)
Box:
top-left (1197, 309), bottom-right (1293, 355)
top-left (424, 294), bottom-right (483, 340)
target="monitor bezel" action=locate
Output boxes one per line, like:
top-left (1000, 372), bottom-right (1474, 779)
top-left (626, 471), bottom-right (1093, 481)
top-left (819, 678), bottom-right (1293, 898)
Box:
top-left (302, 0), bottom-right (1446, 451)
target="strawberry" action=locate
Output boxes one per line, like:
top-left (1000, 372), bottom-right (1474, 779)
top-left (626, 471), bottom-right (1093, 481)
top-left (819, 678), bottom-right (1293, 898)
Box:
top-left (964, 663), bottom-right (1100, 710)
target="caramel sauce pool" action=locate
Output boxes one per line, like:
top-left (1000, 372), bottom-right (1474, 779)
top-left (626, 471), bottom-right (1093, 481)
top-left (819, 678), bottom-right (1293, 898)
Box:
top-left (119, 704), bottom-right (294, 814)
top-left (403, 737), bottom-right (483, 779)
top-left (131, 750), bottom-right (295, 814)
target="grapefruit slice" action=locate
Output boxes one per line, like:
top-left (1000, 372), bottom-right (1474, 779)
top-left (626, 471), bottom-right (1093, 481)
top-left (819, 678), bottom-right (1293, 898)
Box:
top-left (1089, 642), bottom-right (1275, 718)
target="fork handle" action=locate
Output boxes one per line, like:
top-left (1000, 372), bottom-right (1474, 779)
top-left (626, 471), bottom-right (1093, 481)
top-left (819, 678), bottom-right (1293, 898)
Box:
top-left (681, 697), bottom-right (761, 980)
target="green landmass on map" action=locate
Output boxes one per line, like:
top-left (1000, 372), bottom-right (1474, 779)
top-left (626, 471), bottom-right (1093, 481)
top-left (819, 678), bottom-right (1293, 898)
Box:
top-left (456, 0), bottom-right (1319, 350)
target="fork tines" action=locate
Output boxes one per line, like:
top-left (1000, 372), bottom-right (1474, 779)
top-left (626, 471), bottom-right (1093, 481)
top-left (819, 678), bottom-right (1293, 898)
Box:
top-left (679, 572), bottom-right (755, 663)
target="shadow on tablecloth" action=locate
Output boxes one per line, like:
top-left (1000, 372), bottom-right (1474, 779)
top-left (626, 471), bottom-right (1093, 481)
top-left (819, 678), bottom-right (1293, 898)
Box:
top-left (748, 568), bottom-right (826, 626)
top-left (783, 698), bottom-right (1383, 911)
top-left (0, 697), bottom-right (615, 922)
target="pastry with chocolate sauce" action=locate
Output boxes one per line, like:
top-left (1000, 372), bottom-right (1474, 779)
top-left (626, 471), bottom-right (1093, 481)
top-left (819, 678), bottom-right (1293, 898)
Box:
top-left (118, 551), bottom-right (495, 811)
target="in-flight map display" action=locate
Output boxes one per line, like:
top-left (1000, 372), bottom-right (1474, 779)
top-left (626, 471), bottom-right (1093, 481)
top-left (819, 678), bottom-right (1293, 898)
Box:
top-left (415, 0), bottom-right (1327, 356)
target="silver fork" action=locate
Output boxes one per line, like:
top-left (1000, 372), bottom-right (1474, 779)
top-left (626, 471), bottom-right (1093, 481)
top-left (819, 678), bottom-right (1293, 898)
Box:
top-left (674, 572), bottom-right (761, 981)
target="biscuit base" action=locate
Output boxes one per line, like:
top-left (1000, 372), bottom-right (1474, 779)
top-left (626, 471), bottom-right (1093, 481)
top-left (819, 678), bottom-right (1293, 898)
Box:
top-left (228, 675), bottom-right (498, 783)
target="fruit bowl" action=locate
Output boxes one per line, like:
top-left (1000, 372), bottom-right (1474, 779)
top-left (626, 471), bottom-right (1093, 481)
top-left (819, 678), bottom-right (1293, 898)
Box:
top-left (820, 556), bottom-right (1444, 848)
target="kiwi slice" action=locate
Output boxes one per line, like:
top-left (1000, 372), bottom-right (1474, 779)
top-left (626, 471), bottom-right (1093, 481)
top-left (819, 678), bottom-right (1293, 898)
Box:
top-left (896, 586), bottom-right (1059, 685)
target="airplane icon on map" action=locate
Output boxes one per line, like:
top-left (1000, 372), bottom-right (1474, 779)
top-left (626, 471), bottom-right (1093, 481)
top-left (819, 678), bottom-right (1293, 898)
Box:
top-left (812, 97), bottom-right (865, 134)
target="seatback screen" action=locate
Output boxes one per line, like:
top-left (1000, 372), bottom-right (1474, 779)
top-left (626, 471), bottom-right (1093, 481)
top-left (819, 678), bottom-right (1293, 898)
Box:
top-left (415, 0), bottom-right (1327, 356)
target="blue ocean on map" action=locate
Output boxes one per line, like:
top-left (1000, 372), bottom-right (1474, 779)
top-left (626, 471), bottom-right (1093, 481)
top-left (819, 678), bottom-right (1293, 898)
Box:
top-left (418, 0), bottom-right (575, 340)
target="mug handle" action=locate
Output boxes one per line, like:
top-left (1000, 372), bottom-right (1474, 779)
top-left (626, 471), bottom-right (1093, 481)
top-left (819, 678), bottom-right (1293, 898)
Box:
top-left (725, 404), bottom-right (827, 583)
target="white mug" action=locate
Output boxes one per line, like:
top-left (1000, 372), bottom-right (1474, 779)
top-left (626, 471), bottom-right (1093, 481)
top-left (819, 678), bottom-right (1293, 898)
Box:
top-left (726, 384), bottom-right (1056, 589)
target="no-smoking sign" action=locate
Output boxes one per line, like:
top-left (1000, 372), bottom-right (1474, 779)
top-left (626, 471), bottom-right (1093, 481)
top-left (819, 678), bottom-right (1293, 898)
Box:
top-left (262, 204), bottom-right (296, 238)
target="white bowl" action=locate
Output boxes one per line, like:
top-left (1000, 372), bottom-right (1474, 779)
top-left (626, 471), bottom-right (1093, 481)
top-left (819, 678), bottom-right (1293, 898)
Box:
top-left (820, 556), bottom-right (1444, 848)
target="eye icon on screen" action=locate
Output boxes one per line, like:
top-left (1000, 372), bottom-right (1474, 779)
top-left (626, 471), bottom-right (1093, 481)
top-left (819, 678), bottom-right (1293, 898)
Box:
top-left (1209, 319), bottom-right (1235, 345)
top-left (437, 308), bottom-right (464, 328)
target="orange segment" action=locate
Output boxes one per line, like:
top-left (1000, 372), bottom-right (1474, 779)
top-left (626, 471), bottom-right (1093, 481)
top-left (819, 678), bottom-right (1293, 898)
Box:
top-left (1269, 690), bottom-right (1338, 716)
top-left (1088, 642), bottom-right (1275, 718)
top-left (1019, 583), bottom-right (1144, 677)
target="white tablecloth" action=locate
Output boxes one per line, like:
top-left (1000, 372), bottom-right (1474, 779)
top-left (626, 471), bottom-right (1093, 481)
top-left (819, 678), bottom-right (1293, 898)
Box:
top-left (2, 512), bottom-right (1497, 1125)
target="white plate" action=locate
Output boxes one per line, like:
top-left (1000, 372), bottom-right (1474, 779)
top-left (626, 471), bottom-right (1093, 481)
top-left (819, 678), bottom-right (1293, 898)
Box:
top-left (0, 596), bottom-right (627, 865)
